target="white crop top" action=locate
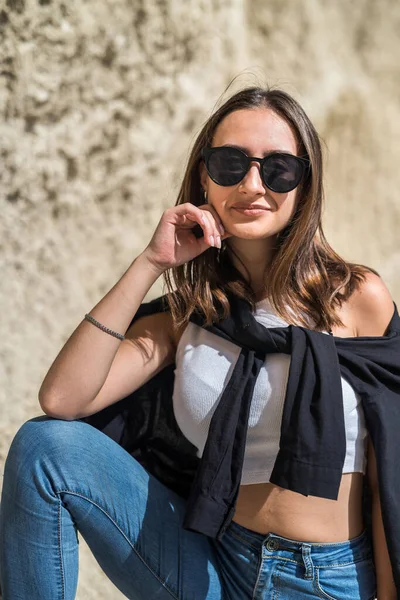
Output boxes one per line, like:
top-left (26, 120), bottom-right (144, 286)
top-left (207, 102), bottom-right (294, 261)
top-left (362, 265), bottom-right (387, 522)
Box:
top-left (172, 298), bottom-right (369, 485)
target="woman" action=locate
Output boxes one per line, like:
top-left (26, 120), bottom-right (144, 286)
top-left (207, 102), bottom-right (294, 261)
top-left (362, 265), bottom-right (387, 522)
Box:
top-left (0, 87), bottom-right (397, 599)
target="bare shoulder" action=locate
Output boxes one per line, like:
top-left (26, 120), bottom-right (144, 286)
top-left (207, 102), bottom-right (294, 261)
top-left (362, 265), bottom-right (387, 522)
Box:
top-left (125, 310), bottom-right (176, 359)
top-left (126, 310), bottom-right (174, 338)
top-left (346, 271), bottom-right (394, 337)
top-left (126, 309), bottom-right (187, 354)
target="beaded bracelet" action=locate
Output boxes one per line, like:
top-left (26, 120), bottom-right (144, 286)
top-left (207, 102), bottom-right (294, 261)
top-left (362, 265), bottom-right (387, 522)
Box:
top-left (84, 314), bottom-right (125, 341)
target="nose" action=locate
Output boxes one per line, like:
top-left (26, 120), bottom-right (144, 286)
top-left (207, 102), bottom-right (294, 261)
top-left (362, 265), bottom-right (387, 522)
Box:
top-left (239, 161), bottom-right (265, 195)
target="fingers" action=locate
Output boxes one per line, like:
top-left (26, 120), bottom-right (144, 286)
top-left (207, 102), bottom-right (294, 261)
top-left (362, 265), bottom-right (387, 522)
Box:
top-left (174, 203), bottom-right (224, 249)
top-left (201, 205), bottom-right (230, 248)
top-left (198, 203), bottom-right (228, 247)
top-left (200, 211), bottom-right (219, 248)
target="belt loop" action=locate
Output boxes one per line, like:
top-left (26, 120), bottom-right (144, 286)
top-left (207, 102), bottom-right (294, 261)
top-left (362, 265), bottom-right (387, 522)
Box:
top-left (301, 544), bottom-right (314, 580)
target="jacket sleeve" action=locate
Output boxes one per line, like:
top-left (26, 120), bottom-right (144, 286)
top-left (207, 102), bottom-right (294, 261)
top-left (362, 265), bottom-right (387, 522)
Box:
top-left (363, 383), bottom-right (400, 594)
top-left (338, 312), bottom-right (400, 595)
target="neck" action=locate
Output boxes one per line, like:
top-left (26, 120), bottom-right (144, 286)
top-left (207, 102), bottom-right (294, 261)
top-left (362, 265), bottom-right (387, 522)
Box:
top-left (226, 235), bottom-right (278, 298)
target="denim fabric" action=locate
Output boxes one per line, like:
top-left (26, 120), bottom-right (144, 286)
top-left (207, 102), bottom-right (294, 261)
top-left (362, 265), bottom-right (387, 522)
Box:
top-left (0, 417), bottom-right (376, 599)
top-left (222, 521), bottom-right (376, 600)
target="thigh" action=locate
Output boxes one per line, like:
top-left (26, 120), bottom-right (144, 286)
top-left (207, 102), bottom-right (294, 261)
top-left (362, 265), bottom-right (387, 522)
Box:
top-left (4, 416), bottom-right (225, 600)
top-left (211, 523), bottom-right (264, 599)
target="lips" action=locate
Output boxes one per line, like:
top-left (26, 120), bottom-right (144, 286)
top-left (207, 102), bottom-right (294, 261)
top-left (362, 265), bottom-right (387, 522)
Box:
top-left (232, 205), bottom-right (271, 217)
top-left (233, 204), bottom-right (271, 210)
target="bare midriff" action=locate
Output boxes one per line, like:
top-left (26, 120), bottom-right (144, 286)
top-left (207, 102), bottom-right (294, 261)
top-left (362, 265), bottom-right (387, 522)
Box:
top-left (233, 472), bottom-right (365, 542)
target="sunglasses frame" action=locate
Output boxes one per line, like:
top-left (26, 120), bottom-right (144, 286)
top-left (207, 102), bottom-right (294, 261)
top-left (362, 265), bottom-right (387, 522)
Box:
top-left (201, 146), bottom-right (311, 193)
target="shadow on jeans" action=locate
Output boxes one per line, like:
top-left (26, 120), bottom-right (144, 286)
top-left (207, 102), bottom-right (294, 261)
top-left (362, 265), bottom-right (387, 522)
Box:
top-left (137, 475), bottom-right (222, 599)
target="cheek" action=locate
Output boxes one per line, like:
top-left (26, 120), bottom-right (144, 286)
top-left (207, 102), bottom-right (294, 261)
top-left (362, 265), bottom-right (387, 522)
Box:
top-left (208, 185), bottom-right (233, 210)
top-left (274, 187), bottom-right (299, 213)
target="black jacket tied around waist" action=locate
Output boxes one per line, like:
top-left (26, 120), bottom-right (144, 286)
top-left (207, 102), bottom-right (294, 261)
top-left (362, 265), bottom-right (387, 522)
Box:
top-left (82, 294), bottom-right (400, 594)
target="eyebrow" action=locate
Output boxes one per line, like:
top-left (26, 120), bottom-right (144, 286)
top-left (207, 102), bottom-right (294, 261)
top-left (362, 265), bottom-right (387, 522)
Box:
top-left (219, 144), bottom-right (296, 157)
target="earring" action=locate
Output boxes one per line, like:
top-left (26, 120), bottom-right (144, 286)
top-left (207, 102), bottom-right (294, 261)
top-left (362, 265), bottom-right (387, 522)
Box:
top-left (203, 189), bottom-right (208, 204)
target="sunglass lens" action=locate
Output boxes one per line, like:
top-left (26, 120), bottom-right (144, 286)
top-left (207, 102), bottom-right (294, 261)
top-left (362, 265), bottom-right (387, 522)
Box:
top-left (262, 154), bottom-right (304, 193)
top-left (207, 148), bottom-right (248, 186)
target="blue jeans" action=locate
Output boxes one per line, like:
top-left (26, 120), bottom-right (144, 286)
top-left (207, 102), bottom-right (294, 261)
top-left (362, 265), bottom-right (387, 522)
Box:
top-left (0, 416), bottom-right (377, 599)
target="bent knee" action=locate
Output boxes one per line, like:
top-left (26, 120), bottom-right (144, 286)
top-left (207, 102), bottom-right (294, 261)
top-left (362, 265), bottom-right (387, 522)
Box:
top-left (6, 416), bottom-right (96, 464)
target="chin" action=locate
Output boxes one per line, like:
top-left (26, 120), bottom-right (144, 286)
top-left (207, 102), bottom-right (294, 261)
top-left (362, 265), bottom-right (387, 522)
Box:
top-left (225, 222), bottom-right (277, 240)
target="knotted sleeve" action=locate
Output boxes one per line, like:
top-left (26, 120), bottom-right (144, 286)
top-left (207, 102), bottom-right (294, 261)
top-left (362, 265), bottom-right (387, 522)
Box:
top-left (182, 348), bottom-right (265, 538)
top-left (335, 309), bottom-right (400, 591)
top-left (270, 326), bottom-right (346, 499)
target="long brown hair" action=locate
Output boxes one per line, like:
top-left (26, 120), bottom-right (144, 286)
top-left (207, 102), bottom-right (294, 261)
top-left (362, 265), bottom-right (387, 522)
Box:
top-left (164, 86), bottom-right (377, 331)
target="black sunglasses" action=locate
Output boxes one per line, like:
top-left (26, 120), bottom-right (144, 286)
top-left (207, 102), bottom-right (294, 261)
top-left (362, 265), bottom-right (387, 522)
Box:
top-left (201, 146), bottom-right (310, 193)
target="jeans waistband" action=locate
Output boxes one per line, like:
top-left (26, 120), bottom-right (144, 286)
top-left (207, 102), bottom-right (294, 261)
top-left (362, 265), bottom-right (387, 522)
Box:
top-left (227, 520), bottom-right (372, 565)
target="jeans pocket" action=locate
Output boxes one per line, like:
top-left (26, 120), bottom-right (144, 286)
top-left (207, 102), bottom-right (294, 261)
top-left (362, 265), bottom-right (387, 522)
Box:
top-left (314, 558), bottom-right (376, 600)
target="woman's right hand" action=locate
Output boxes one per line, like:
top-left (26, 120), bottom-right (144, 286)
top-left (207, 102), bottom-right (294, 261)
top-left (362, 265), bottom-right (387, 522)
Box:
top-left (142, 202), bottom-right (230, 272)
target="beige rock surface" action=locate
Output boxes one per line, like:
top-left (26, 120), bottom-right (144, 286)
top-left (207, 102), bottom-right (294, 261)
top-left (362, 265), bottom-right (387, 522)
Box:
top-left (0, 0), bottom-right (399, 597)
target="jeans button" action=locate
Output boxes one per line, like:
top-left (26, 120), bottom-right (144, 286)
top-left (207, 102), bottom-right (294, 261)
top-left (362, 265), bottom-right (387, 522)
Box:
top-left (266, 539), bottom-right (279, 551)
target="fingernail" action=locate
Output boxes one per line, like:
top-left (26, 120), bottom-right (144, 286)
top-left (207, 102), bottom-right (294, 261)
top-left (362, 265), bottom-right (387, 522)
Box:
top-left (216, 236), bottom-right (221, 248)
top-left (210, 235), bottom-right (214, 247)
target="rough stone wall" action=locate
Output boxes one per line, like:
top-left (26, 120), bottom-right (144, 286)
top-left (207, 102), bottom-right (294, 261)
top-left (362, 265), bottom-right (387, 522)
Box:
top-left (1, 0), bottom-right (399, 597)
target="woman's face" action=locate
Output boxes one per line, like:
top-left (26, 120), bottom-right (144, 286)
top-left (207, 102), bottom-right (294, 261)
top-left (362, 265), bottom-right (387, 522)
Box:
top-left (200, 108), bottom-right (301, 240)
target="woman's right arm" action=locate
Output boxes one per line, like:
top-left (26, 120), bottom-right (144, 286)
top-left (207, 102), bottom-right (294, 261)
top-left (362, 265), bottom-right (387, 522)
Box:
top-left (39, 252), bottom-right (170, 420)
top-left (39, 203), bottom-right (227, 421)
